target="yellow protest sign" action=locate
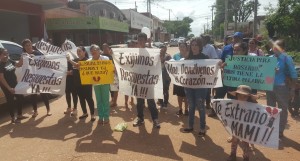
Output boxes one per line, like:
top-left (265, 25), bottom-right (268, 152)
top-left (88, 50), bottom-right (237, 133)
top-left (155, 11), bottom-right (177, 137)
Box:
top-left (79, 60), bottom-right (114, 85)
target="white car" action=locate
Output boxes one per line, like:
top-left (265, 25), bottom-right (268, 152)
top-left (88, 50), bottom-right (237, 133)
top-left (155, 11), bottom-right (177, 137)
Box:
top-left (0, 40), bottom-right (23, 104)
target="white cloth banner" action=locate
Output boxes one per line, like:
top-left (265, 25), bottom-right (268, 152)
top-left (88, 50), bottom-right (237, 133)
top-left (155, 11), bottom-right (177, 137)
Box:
top-left (212, 99), bottom-right (281, 149)
top-left (165, 59), bottom-right (223, 88)
top-left (35, 39), bottom-right (77, 57)
top-left (15, 54), bottom-right (67, 95)
top-left (112, 48), bottom-right (163, 99)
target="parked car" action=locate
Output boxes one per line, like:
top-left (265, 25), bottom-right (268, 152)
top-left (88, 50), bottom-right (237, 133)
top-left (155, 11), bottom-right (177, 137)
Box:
top-left (153, 42), bottom-right (164, 48)
top-left (0, 40), bottom-right (24, 104)
top-left (169, 39), bottom-right (179, 47)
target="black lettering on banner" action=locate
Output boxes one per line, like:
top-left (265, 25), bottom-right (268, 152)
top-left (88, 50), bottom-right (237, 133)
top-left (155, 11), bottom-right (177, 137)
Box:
top-left (118, 52), bottom-right (155, 67)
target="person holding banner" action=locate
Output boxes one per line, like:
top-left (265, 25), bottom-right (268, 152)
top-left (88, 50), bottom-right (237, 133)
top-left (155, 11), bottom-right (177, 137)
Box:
top-left (89, 44), bottom-right (111, 124)
top-left (67, 46), bottom-right (96, 121)
top-left (0, 48), bottom-right (25, 123)
top-left (22, 39), bottom-right (52, 117)
top-left (266, 39), bottom-right (298, 138)
top-left (173, 42), bottom-right (189, 116)
top-left (133, 32), bottom-right (160, 128)
top-left (157, 45), bottom-right (172, 109)
top-left (226, 85), bottom-right (258, 161)
top-left (201, 34), bottom-right (219, 117)
top-left (182, 37), bottom-right (208, 136)
top-left (102, 43), bottom-right (119, 108)
top-left (64, 60), bottom-right (78, 116)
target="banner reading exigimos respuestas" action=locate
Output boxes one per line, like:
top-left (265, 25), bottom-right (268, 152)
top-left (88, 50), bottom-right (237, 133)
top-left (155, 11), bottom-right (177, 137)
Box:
top-left (112, 48), bottom-right (163, 99)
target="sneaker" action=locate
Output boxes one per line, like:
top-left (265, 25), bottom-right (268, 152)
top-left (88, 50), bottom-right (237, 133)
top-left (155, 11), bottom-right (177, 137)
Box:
top-left (79, 113), bottom-right (88, 119)
top-left (64, 108), bottom-right (71, 114)
top-left (176, 110), bottom-right (183, 116)
top-left (11, 117), bottom-right (20, 124)
top-left (133, 118), bottom-right (144, 127)
top-left (160, 105), bottom-right (167, 110)
top-left (198, 129), bottom-right (206, 137)
top-left (208, 110), bottom-right (216, 117)
top-left (70, 109), bottom-right (77, 116)
top-left (182, 128), bottom-right (193, 133)
top-left (227, 136), bottom-right (233, 143)
top-left (90, 115), bottom-right (96, 122)
top-left (103, 119), bottom-right (110, 124)
top-left (227, 154), bottom-right (236, 161)
top-left (17, 115), bottom-right (27, 120)
top-left (32, 112), bottom-right (39, 118)
top-left (46, 110), bottom-right (52, 116)
top-left (98, 119), bottom-right (103, 124)
top-left (153, 119), bottom-right (161, 128)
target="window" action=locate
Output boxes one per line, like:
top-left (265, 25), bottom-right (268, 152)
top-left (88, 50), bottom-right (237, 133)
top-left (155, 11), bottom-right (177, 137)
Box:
top-left (2, 43), bottom-right (23, 61)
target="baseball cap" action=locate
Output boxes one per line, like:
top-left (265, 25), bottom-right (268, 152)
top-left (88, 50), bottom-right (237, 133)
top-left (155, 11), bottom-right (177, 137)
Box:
top-left (233, 32), bottom-right (243, 38)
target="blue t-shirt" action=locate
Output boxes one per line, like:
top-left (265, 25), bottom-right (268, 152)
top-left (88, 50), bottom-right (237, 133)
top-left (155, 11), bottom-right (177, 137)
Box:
top-left (221, 44), bottom-right (233, 62)
top-left (173, 53), bottom-right (183, 61)
top-left (271, 53), bottom-right (298, 85)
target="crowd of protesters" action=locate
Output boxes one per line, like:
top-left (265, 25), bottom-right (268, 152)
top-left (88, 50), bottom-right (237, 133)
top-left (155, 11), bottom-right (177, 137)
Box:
top-left (0, 31), bottom-right (299, 160)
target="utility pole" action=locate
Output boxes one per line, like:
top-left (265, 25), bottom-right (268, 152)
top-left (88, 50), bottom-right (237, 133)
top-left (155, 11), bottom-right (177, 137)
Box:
top-left (253, 0), bottom-right (258, 37)
top-left (211, 6), bottom-right (214, 36)
top-left (135, 1), bottom-right (137, 11)
top-left (169, 9), bottom-right (171, 21)
top-left (147, 0), bottom-right (151, 14)
top-left (205, 17), bottom-right (209, 34)
top-left (224, 0), bottom-right (228, 37)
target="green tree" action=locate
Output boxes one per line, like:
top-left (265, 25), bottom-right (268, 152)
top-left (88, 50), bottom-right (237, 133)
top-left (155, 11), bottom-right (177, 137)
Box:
top-left (163, 17), bottom-right (193, 37)
top-left (265, 0), bottom-right (300, 50)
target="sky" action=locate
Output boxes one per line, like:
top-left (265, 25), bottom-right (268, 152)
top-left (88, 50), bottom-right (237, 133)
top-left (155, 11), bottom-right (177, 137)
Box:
top-left (105, 0), bottom-right (278, 36)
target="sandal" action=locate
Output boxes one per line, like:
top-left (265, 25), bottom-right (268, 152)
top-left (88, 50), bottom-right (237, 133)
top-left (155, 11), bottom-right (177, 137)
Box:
top-left (32, 112), bottom-right (39, 118)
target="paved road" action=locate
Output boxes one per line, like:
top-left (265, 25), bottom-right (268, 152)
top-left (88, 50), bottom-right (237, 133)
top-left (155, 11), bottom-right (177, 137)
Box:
top-left (0, 47), bottom-right (299, 161)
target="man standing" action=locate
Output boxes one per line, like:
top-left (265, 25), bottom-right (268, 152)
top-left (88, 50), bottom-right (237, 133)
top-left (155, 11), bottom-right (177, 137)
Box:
top-left (201, 35), bottom-right (218, 116)
top-left (133, 32), bottom-right (160, 128)
top-left (158, 45), bottom-right (172, 109)
top-left (210, 32), bottom-right (244, 117)
top-left (267, 39), bottom-right (298, 138)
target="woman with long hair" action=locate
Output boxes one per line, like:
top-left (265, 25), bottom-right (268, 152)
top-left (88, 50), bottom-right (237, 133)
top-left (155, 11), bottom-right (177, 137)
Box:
top-left (182, 37), bottom-right (208, 136)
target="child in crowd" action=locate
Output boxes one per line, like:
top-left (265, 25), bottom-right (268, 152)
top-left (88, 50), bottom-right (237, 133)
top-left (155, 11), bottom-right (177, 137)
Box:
top-left (227, 85), bottom-right (258, 161)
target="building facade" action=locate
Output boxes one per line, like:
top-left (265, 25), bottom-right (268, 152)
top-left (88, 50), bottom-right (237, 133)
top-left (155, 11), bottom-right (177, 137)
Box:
top-left (0, 0), bottom-right (65, 43)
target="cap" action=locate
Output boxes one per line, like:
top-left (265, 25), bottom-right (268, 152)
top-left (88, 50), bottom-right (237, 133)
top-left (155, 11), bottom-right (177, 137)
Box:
top-left (233, 32), bottom-right (243, 38)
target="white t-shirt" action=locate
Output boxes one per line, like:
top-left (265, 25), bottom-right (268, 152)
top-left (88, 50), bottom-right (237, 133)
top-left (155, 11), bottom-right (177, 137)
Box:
top-left (88, 55), bottom-right (109, 60)
top-left (202, 44), bottom-right (218, 59)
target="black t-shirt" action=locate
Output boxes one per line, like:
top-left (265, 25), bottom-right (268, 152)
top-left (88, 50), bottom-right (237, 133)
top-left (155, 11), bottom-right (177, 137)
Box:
top-left (73, 57), bottom-right (88, 87)
top-left (186, 53), bottom-right (209, 60)
top-left (0, 59), bottom-right (17, 89)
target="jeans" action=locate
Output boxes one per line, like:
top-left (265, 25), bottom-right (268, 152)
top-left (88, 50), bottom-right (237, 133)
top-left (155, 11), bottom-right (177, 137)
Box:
top-left (266, 85), bottom-right (289, 134)
top-left (94, 84), bottom-right (110, 120)
top-left (184, 88), bottom-right (207, 130)
top-left (136, 98), bottom-right (158, 121)
top-left (158, 79), bottom-right (170, 106)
